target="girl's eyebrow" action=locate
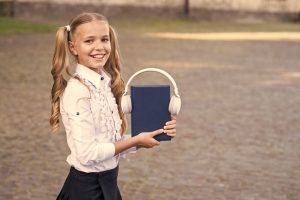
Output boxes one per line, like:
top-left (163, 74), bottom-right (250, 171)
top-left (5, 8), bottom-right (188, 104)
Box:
top-left (83, 35), bottom-right (95, 39)
top-left (84, 35), bottom-right (109, 39)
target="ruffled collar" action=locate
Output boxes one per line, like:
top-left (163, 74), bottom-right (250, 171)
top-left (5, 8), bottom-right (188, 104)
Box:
top-left (75, 64), bottom-right (111, 89)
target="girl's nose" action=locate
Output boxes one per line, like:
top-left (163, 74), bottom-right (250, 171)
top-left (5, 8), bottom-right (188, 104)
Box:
top-left (95, 40), bottom-right (104, 50)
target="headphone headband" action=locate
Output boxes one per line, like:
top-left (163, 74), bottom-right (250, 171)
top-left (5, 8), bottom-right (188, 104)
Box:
top-left (124, 68), bottom-right (180, 97)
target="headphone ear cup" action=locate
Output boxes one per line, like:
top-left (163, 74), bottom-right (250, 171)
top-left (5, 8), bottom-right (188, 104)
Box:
top-left (169, 95), bottom-right (181, 116)
top-left (121, 95), bottom-right (132, 114)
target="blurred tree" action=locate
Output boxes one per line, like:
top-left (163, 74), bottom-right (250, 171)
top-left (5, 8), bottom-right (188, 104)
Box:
top-left (184, 0), bottom-right (189, 16)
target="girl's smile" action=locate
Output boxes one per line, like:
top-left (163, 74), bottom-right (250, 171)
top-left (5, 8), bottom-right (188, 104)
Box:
top-left (91, 54), bottom-right (105, 59)
top-left (69, 20), bottom-right (111, 73)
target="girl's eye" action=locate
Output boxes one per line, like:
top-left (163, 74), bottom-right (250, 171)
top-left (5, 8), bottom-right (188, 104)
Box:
top-left (102, 38), bottom-right (110, 42)
top-left (85, 40), bottom-right (93, 44)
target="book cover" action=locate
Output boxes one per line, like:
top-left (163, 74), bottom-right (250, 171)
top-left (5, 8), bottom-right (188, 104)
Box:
top-left (131, 85), bottom-right (171, 141)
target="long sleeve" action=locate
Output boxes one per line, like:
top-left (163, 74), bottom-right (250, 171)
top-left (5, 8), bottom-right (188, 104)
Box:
top-left (119, 134), bottom-right (137, 159)
top-left (63, 80), bottom-right (115, 166)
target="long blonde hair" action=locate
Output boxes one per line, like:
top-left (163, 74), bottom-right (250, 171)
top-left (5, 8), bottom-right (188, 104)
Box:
top-left (50, 13), bottom-right (127, 134)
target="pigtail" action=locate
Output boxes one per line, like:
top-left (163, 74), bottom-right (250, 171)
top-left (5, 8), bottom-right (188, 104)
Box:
top-left (50, 27), bottom-right (71, 132)
top-left (104, 26), bottom-right (127, 134)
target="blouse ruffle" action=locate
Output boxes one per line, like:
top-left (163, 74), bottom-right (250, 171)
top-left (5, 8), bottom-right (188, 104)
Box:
top-left (75, 73), bottom-right (122, 143)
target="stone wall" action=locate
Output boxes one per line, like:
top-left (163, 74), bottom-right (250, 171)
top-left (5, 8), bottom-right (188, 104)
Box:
top-left (191, 0), bottom-right (300, 13)
top-left (16, 0), bottom-right (183, 7)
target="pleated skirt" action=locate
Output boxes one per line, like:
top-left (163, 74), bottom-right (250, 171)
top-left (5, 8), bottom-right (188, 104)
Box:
top-left (56, 166), bottom-right (122, 200)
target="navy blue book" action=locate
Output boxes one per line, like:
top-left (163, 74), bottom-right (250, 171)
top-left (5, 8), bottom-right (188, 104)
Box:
top-left (131, 85), bottom-right (171, 141)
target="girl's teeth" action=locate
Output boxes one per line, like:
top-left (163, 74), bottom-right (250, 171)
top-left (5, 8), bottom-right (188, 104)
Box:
top-left (93, 55), bottom-right (104, 58)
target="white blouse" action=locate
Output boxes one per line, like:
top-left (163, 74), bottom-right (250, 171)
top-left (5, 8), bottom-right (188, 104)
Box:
top-left (60, 64), bottom-right (134, 173)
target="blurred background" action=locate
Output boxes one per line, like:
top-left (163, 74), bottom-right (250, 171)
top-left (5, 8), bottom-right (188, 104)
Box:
top-left (0, 0), bottom-right (300, 199)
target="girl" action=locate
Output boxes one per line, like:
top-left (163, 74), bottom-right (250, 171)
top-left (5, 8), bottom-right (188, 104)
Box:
top-left (50, 13), bottom-right (177, 200)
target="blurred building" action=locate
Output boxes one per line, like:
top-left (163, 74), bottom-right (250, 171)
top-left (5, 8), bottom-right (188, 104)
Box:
top-left (15, 0), bottom-right (300, 13)
top-left (1, 0), bottom-right (300, 21)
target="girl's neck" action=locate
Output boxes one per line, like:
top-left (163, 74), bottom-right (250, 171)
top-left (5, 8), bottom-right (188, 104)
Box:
top-left (80, 63), bottom-right (102, 75)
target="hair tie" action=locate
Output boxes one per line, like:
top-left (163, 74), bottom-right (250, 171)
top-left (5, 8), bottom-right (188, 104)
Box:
top-left (64, 25), bottom-right (71, 32)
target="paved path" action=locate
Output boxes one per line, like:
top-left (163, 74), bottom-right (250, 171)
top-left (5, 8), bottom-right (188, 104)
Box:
top-left (0, 28), bottom-right (300, 200)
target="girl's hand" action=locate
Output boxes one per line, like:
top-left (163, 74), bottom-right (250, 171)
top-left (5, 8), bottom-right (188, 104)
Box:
top-left (136, 129), bottom-right (163, 148)
top-left (163, 116), bottom-right (177, 138)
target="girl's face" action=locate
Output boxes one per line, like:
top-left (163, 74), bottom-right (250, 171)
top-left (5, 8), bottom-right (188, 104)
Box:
top-left (69, 20), bottom-right (111, 73)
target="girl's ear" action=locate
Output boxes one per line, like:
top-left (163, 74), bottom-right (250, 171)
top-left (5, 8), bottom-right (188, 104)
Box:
top-left (68, 41), bottom-right (78, 56)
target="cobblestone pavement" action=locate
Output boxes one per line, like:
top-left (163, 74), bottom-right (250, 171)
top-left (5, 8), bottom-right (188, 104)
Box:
top-left (0, 27), bottom-right (300, 200)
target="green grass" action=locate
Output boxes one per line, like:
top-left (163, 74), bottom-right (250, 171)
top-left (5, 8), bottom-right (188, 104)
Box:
top-left (111, 18), bottom-right (300, 33)
top-left (0, 17), bottom-right (56, 34)
top-left (1, 17), bottom-right (299, 35)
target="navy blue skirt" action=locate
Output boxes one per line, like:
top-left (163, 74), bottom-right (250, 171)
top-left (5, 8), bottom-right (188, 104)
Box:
top-left (57, 166), bottom-right (122, 200)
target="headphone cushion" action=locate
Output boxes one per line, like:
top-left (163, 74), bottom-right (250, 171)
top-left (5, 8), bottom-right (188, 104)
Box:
top-left (169, 95), bottom-right (181, 115)
top-left (121, 95), bottom-right (132, 114)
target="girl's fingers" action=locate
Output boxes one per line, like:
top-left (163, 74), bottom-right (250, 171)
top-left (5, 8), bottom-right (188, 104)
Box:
top-left (164, 124), bottom-right (176, 130)
top-left (150, 129), bottom-right (164, 137)
top-left (166, 131), bottom-right (176, 137)
top-left (165, 119), bottom-right (176, 126)
top-left (167, 133), bottom-right (176, 137)
top-left (164, 129), bottom-right (176, 134)
top-left (164, 116), bottom-right (177, 137)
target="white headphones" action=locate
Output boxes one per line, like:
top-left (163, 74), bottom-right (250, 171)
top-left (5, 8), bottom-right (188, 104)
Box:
top-left (121, 68), bottom-right (181, 115)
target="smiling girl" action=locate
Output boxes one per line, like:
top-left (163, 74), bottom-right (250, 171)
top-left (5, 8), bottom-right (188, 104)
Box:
top-left (50, 13), bottom-right (177, 200)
